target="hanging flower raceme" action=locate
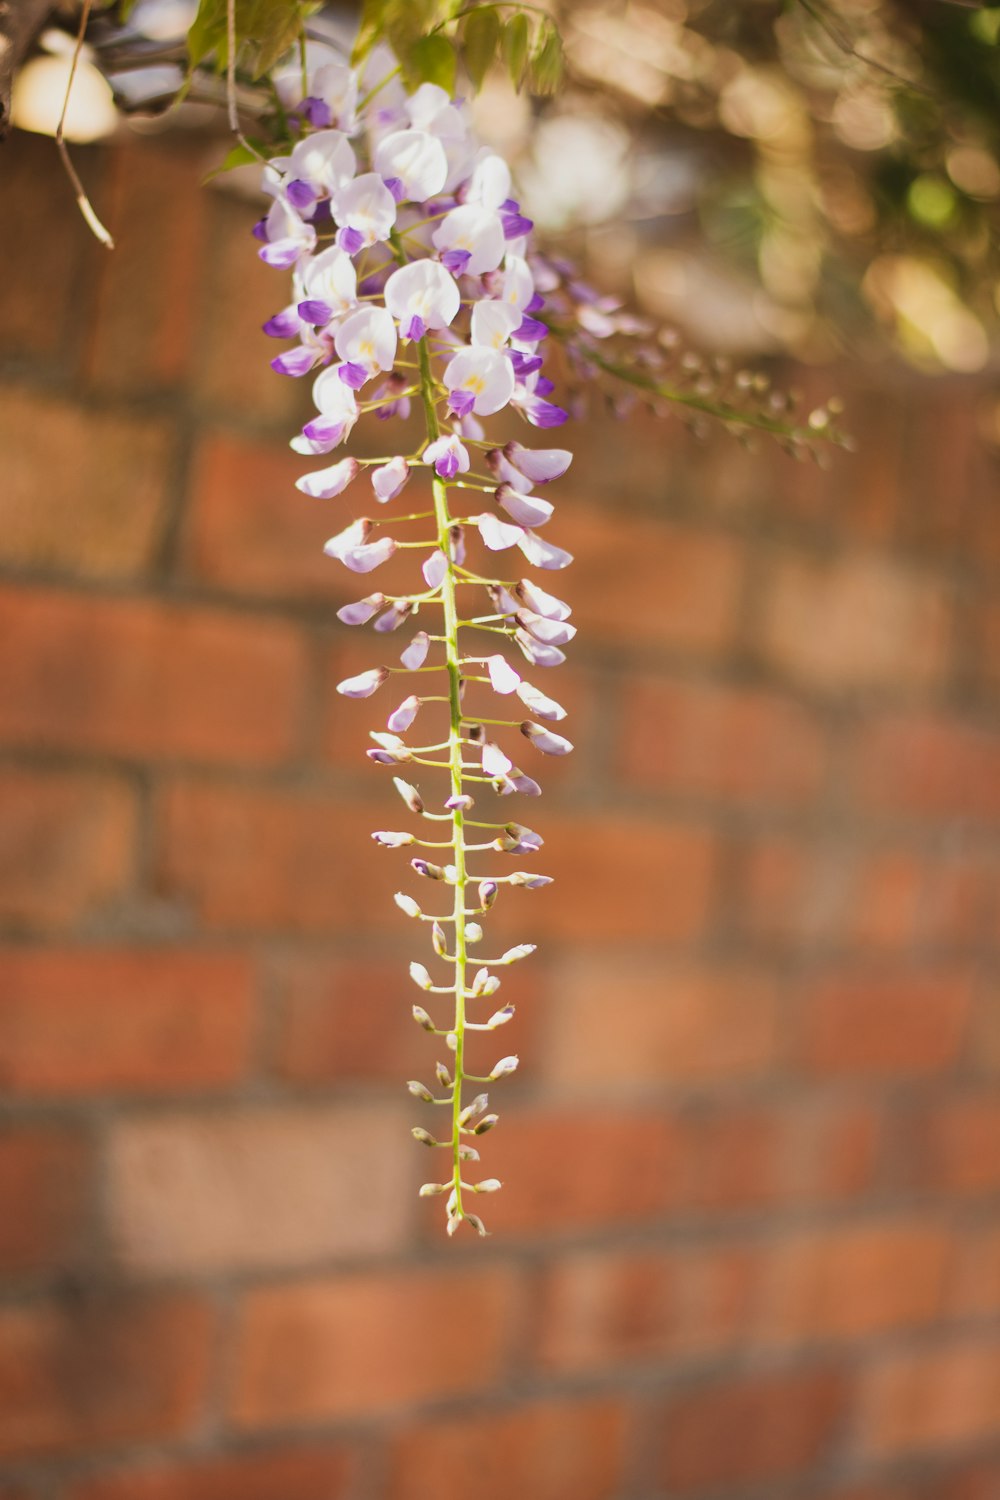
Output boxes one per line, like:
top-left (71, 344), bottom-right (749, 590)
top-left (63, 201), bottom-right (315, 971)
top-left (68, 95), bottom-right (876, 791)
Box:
top-left (257, 50), bottom-right (573, 1238)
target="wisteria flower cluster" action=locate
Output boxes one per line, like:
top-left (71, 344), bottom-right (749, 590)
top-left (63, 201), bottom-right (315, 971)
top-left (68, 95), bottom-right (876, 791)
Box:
top-left (257, 46), bottom-right (573, 1237)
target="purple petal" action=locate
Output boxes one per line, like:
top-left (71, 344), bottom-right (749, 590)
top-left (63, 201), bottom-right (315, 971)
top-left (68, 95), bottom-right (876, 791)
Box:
top-left (487, 655), bottom-right (520, 694)
top-left (401, 631), bottom-right (430, 669)
top-left (336, 667), bottom-right (388, 698)
top-left (502, 212), bottom-right (534, 239)
top-left (514, 579), bottom-right (571, 620)
top-left (478, 513), bottom-right (524, 552)
top-left (516, 609), bottom-right (576, 647)
top-left (497, 484), bottom-right (554, 529)
top-left (524, 397), bottom-right (567, 428)
top-left (403, 315), bottom-right (426, 343)
top-left (510, 351), bottom-right (544, 378)
top-left (517, 531), bottom-right (573, 570)
top-left (338, 361), bottom-right (369, 389)
top-left (338, 226), bottom-right (365, 255)
top-left (482, 741), bottom-right (513, 777)
top-left (271, 345), bottom-right (319, 377)
top-left (441, 248), bottom-right (472, 276)
top-left (263, 307), bottom-right (302, 338)
top-left (300, 97), bottom-right (332, 128)
top-left (387, 695), bottom-right (420, 732)
top-left (516, 680), bottom-right (566, 721)
top-left (337, 593), bottom-right (385, 625)
top-left (505, 443), bottom-right (572, 483)
top-left (373, 602), bottom-right (414, 632)
top-left (287, 178), bottom-right (318, 211)
top-left (338, 537), bottom-right (397, 573)
top-left (515, 628), bottom-right (566, 668)
top-left (447, 389), bottom-right (476, 419)
top-left (514, 316), bottom-right (547, 342)
top-left (384, 175), bottom-right (405, 203)
top-left (422, 550), bottom-right (448, 588)
top-left (522, 721), bottom-right (574, 755)
top-left (298, 299), bottom-right (333, 326)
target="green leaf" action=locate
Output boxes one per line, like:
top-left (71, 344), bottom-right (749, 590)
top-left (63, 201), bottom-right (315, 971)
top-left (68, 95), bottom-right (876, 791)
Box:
top-left (202, 141), bottom-right (261, 182)
top-left (186, 0), bottom-right (227, 69)
top-left (462, 6), bottom-right (501, 90)
top-left (246, 0), bottom-right (303, 77)
top-left (502, 12), bottom-right (530, 90)
top-left (528, 22), bottom-right (563, 96)
top-left (411, 33), bottom-right (457, 93)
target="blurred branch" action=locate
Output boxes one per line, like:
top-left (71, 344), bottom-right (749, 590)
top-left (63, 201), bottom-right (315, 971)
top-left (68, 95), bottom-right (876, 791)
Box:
top-left (0, 0), bottom-right (53, 139)
top-left (796, 0), bottom-right (934, 96)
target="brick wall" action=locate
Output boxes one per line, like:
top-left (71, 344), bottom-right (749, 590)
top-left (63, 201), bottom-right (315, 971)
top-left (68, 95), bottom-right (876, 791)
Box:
top-left (1, 127), bottom-right (998, 1500)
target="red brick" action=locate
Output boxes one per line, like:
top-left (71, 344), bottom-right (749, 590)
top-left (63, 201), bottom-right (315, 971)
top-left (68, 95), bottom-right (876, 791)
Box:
top-left (950, 1226), bottom-right (1000, 1318)
top-left (0, 1129), bottom-right (90, 1275)
top-left (973, 596), bottom-right (1000, 700)
top-left (929, 1458), bottom-right (1000, 1500)
top-left (270, 951), bottom-right (542, 1087)
top-left (860, 1338), bottom-right (1000, 1457)
top-left (0, 1292), bottom-right (214, 1458)
top-left (798, 968), bottom-right (973, 1076)
top-left (107, 1104), bottom-right (412, 1274)
top-left (783, 1100), bottom-right (882, 1205)
top-left (973, 975), bottom-right (1000, 1074)
top-left (545, 960), bottom-right (781, 1086)
top-left (67, 1445), bottom-right (354, 1500)
top-left (849, 850), bottom-right (924, 949)
top-left (0, 389), bottom-right (171, 578)
top-left (558, 506), bottom-right (742, 655)
top-left (675, 1106), bottom-right (784, 1212)
top-left (231, 1266), bottom-right (520, 1425)
top-left (757, 1222), bottom-right (950, 1343)
top-left (756, 550), bottom-right (951, 693)
top-left (83, 140), bottom-right (206, 392)
top-left (658, 1365), bottom-right (848, 1489)
top-left (619, 675), bottom-right (826, 806)
top-left (0, 132), bottom-right (99, 362)
top-left (482, 1110), bottom-right (678, 1235)
top-left (918, 1098), bottom-right (1000, 1195)
top-left (387, 1399), bottom-right (627, 1500)
top-left (0, 768), bottom-right (136, 931)
top-left (154, 781), bottom-right (396, 932)
top-left (735, 835), bottom-right (845, 947)
top-left (192, 190), bottom-right (311, 425)
top-left (854, 714), bottom-right (1000, 822)
top-left (0, 587), bottom-right (307, 766)
top-left (0, 950), bottom-right (253, 1096)
top-left (534, 1244), bottom-right (759, 1373)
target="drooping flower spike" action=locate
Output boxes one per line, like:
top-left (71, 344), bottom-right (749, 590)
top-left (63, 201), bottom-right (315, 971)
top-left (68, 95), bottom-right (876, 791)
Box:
top-left (258, 45), bottom-right (572, 1238)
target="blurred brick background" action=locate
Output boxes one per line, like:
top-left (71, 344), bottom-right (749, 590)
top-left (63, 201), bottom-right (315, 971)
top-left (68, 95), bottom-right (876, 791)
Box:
top-left (1, 127), bottom-right (999, 1500)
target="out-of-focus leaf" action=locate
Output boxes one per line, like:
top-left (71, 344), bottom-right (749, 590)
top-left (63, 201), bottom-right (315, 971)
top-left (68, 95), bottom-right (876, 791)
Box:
top-left (187, 0), bottom-right (227, 68)
top-left (529, 22), bottom-right (563, 96)
top-left (463, 6), bottom-right (501, 90)
top-left (502, 12), bottom-right (530, 90)
top-left (246, 0), bottom-right (303, 77)
top-left (202, 140), bottom-right (261, 180)
top-left (412, 33), bottom-right (456, 93)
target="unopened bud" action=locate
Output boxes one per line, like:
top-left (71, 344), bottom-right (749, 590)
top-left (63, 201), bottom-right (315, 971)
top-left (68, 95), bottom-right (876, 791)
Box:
top-left (445, 1030), bottom-right (458, 1051)
top-left (431, 921), bottom-right (448, 957)
top-left (412, 858), bottom-right (446, 880)
top-left (489, 1054), bottom-right (519, 1079)
top-left (473, 1178), bottom-right (503, 1194)
top-left (409, 961), bottom-right (433, 990)
top-left (479, 880), bottom-right (498, 908)
top-left (473, 1113), bottom-right (500, 1135)
top-left (411, 1127), bottom-right (439, 1146)
top-left (395, 892), bottom-right (421, 918)
top-left (472, 969), bottom-right (500, 998)
top-left (435, 1061), bottom-right (452, 1087)
top-left (509, 870), bottom-right (553, 889)
top-left (373, 830), bottom-right (415, 848)
top-left (458, 1144), bottom-right (480, 1162)
top-left (488, 1004), bottom-right (515, 1027)
top-left (466, 1213), bottom-right (489, 1236)
top-left (419, 1182), bottom-right (448, 1197)
top-left (500, 943), bottom-right (536, 964)
top-left (445, 792), bottom-right (474, 811)
top-left (407, 1079), bottom-right (434, 1102)
top-left (393, 777), bottom-right (424, 814)
top-left (412, 1005), bottom-right (434, 1031)
top-left (458, 1093), bottom-right (489, 1126)
top-left (445, 1213), bottom-right (460, 1237)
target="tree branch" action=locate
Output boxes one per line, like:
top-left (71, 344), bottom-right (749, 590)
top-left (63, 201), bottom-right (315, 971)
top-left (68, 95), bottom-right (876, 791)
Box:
top-left (0, 0), bottom-right (54, 140)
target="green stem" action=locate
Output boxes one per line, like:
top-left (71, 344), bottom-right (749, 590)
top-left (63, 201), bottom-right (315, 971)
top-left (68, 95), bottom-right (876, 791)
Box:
top-left (417, 335), bottom-right (469, 1229)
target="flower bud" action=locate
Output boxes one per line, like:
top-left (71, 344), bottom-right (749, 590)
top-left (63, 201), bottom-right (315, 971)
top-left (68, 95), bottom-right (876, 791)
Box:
top-left (473, 1178), bottom-right (503, 1193)
top-left (372, 830), bottom-right (415, 848)
top-left (509, 871), bottom-right (553, 889)
top-left (479, 880), bottom-right (498, 908)
top-left (411, 858), bottom-right (446, 880)
top-left (407, 1079), bottom-right (434, 1102)
top-left (431, 921), bottom-right (448, 957)
top-left (411, 1127), bottom-right (439, 1146)
top-left (435, 1061), bottom-right (452, 1087)
top-left (445, 1030), bottom-right (458, 1051)
top-left (409, 961), bottom-right (433, 990)
top-left (458, 1093), bottom-right (489, 1125)
top-left (445, 793), bottom-right (474, 811)
top-left (472, 1113), bottom-right (499, 1135)
top-left (392, 777), bottom-right (424, 814)
top-left (466, 922), bottom-right (484, 944)
top-left (336, 666), bottom-right (388, 698)
top-left (466, 1213), bottom-right (489, 1236)
top-left (458, 1144), bottom-right (480, 1162)
top-left (488, 1005), bottom-right (515, 1027)
top-left (419, 1181), bottom-right (448, 1197)
top-left (500, 943), bottom-right (536, 964)
top-left (412, 1005), bottom-right (434, 1031)
top-left (394, 892), bottom-right (421, 918)
top-left (489, 1055), bottom-right (519, 1079)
